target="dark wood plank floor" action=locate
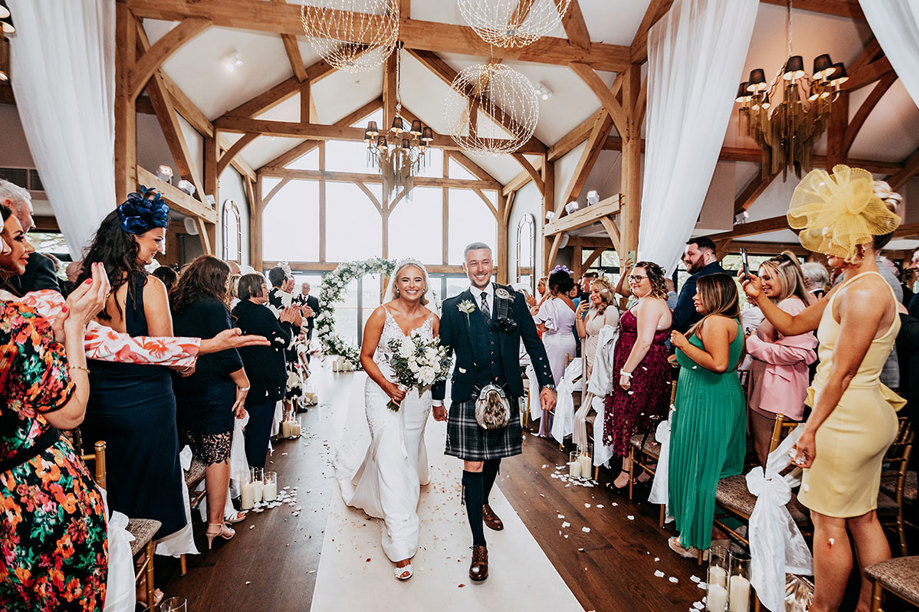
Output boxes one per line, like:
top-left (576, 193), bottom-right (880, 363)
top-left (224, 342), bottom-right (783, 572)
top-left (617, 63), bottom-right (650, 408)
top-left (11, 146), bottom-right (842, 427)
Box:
top-left (158, 369), bottom-right (916, 611)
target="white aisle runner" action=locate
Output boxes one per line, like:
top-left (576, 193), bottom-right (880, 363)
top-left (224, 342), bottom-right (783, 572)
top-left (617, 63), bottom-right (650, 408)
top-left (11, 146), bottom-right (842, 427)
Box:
top-left (310, 373), bottom-right (583, 612)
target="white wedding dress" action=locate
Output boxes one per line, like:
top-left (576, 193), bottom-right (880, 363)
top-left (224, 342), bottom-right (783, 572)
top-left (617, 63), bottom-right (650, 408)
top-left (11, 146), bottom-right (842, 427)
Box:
top-left (337, 308), bottom-right (433, 562)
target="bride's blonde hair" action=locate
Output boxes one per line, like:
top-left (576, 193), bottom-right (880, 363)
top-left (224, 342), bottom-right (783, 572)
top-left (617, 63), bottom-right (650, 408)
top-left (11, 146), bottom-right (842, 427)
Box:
top-left (389, 259), bottom-right (429, 306)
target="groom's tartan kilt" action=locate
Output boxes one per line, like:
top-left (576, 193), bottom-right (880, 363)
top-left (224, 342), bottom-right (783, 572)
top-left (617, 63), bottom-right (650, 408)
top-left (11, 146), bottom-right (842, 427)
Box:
top-left (445, 395), bottom-right (522, 461)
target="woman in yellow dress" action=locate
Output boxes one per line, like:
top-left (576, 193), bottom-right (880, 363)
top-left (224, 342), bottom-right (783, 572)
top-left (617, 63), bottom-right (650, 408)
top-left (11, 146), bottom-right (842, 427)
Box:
top-left (741, 166), bottom-right (904, 612)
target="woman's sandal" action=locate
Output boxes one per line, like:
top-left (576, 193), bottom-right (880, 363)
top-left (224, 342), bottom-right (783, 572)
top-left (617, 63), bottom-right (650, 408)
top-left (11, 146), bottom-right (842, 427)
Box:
top-left (668, 536), bottom-right (709, 561)
top-left (225, 510), bottom-right (247, 524)
top-left (607, 470), bottom-right (631, 490)
top-left (205, 523), bottom-right (235, 550)
top-left (394, 563), bottom-right (414, 581)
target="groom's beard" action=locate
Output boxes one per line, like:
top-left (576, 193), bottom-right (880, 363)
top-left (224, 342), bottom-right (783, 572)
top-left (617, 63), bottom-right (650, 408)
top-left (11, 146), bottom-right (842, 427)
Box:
top-left (468, 277), bottom-right (492, 290)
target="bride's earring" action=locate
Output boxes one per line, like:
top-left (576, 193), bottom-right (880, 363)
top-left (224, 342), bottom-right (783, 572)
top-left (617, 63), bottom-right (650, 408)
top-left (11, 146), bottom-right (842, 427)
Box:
top-left (394, 287), bottom-right (400, 297)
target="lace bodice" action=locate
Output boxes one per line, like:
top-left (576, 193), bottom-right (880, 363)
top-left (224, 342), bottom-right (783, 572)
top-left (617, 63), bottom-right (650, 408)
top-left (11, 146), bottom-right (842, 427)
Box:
top-left (372, 308), bottom-right (435, 381)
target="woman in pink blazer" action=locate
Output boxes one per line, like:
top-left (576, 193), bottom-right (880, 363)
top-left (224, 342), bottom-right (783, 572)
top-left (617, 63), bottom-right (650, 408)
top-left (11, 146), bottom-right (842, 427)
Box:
top-left (746, 252), bottom-right (818, 465)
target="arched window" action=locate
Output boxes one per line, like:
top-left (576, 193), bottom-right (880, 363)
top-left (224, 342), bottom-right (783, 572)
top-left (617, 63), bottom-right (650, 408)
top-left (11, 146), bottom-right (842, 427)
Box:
top-left (222, 199), bottom-right (242, 262)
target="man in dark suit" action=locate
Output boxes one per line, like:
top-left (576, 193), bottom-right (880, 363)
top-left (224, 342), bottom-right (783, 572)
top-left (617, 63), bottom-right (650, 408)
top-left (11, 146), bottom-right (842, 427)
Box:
top-left (432, 242), bottom-right (556, 582)
top-left (299, 282), bottom-right (320, 341)
top-left (672, 236), bottom-right (724, 333)
top-left (0, 179), bottom-right (61, 294)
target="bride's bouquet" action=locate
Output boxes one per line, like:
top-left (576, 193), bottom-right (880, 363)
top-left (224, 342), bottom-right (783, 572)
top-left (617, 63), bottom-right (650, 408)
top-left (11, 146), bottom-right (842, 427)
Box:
top-left (385, 332), bottom-right (453, 411)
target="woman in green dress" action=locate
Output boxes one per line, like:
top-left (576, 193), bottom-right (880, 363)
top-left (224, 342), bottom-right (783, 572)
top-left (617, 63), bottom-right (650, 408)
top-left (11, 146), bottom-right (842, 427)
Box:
top-left (667, 273), bottom-right (746, 557)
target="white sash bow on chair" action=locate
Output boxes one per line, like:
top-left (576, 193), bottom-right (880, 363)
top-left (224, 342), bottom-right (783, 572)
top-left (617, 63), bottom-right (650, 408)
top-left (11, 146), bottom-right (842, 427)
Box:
top-left (648, 417), bottom-right (674, 523)
top-left (551, 359), bottom-right (582, 444)
top-left (746, 425), bottom-right (813, 612)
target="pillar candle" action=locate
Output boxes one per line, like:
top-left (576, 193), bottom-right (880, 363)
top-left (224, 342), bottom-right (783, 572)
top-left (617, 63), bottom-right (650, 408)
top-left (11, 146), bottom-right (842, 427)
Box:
top-left (707, 583), bottom-right (728, 612)
top-left (291, 422), bottom-right (301, 437)
top-left (240, 481), bottom-right (255, 510)
top-left (568, 461), bottom-right (581, 478)
top-left (708, 566), bottom-right (727, 589)
top-left (281, 420), bottom-right (292, 438)
top-left (579, 454), bottom-right (592, 478)
top-left (728, 575), bottom-right (751, 612)
top-left (252, 480), bottom-right (264, 503)
top-left (262, 481), bottom-right (277, 502)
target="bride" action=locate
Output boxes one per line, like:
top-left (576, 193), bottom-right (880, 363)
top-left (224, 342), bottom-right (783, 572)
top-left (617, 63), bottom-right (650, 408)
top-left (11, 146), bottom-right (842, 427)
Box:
top-left (337, 258), bottom-right (442, 581)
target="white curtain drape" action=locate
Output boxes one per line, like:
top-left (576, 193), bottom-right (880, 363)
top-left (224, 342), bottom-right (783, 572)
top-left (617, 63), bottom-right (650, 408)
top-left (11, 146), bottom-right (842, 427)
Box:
top-left (859, 1), bottom-right (919, 107)
top-left (637, 0), bottom-right (759, 274)
top-left (8, 0), bottom-right (116, 258)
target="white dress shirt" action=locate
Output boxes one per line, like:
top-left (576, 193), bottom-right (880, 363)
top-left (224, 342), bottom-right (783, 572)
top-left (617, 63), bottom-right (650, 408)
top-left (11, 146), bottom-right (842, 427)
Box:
top-left (469, 283), bottom-right (494, 318)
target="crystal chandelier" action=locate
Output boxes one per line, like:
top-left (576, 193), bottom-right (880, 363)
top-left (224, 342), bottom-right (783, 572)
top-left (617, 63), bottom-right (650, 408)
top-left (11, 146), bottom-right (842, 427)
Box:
top-left (300, 0), bottom-right (399, 73)
top-left (363, 44), bottom-right (433, 202)
top-left (457, 0), bottom-right (572, 48)
top-left (735, 0), bottom-right (848, 179)
top-left (444, 62), bottom-right (539, 155)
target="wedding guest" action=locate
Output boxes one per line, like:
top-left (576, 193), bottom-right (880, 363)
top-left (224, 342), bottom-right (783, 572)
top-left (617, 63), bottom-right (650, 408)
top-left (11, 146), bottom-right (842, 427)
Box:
top-left (531, 275), bottom-right (549, 316)
top-left (152, 265), bottom-right (179, 292)
top-left (665, 278), bottom-right (678, 310)
top-left (232, 274), bottom-right (297, 468)
top-left (171, 256), bottom-right (250, 547)
top-left (603, 262), bottom-right (672, 490)
top-left (745, 253), bottom-right (817, 465)
top-left (896, 304), bottom-right (919, 433)
top-left (266, 266), bottom-right (304, 410)
top-left (0, 245), bottom-right (110, 609)
top-left (668, 274), bottom-right (746, 557)
top-left (299, 281), bottom-right (320, 341)
top-left (801, 262), bottom-right (829, 301)
top-left (0, 179), bottom-right (60, 294)
top-left (77, 188), bottom-right (187, 540)
top-left (573, 277), bottom-right (619, 451)
top-left (579, 271), bottom-right (598, 301)
top-left (533, 268), bottom-right (578, 437)
top-left (672, 237), bottom-right (725, 333)
top-left (741, 165), bottom-right (903, 611)
top-left (900, 268), bottom-right (915, 310)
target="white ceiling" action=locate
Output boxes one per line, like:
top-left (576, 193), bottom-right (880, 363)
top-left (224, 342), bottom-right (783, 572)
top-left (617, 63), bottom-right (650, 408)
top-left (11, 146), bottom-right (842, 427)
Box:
top-left (140, 0), bottom-right (919, 233)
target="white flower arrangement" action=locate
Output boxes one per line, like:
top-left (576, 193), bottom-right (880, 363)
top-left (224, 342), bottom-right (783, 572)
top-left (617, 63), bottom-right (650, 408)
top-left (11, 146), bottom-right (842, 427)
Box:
top-left (316, 258), bottom-right (397, 367)
top-left (385, 331), bottom-right (452, 411)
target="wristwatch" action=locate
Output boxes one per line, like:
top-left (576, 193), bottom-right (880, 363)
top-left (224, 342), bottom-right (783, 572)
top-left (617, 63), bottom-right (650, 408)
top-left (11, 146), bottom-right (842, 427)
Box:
top-left (542, 384), bottom-right (556, 392)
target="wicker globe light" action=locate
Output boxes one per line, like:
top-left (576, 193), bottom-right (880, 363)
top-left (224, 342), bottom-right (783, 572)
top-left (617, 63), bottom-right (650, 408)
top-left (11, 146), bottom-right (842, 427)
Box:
top-left (457, 0), bottom-right (572, 48)
top-left (300, 0), bottom-right (399, 73)
top-left (444, 63), bottom-right (539, 155)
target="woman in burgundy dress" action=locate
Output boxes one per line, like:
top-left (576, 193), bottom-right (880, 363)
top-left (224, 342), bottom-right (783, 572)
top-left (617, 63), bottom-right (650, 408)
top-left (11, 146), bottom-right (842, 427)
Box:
top-left (603, 261), bottom-right (673, 489)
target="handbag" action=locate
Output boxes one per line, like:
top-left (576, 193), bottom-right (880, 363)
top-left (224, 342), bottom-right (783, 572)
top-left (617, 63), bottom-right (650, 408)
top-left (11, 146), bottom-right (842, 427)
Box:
top-left (475, 383), bottom-right (511, 429)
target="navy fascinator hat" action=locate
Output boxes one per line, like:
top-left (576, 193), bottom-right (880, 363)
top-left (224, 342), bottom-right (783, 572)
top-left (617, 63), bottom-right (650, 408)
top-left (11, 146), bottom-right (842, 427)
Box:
top-left (117, 186), bottom-right (170, 234)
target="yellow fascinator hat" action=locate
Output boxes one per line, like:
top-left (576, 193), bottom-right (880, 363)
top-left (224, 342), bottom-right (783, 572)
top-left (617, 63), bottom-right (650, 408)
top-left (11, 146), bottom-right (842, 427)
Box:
top-left (787, 165), bottom-right (901, 262)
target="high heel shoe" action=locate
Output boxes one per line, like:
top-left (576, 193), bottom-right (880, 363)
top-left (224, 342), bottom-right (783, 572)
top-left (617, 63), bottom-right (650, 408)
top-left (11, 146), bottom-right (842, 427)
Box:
top-left (205, 523), bottom-right (235, 550)
top-left (394, 562), bottom-right (413, 581)
top-left (607, 470), bottom-right (631, 491)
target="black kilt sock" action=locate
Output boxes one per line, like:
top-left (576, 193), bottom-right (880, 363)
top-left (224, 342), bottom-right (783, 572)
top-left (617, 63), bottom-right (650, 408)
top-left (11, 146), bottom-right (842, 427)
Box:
top-left (462, 470), bottom-right (487, 547)
top-left (482, 458), bottom-right (501, 502)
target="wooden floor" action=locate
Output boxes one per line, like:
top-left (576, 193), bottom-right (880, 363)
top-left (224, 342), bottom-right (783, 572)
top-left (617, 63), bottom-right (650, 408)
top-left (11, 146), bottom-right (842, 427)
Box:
top-left (158, 367), bottom-right (916, 611)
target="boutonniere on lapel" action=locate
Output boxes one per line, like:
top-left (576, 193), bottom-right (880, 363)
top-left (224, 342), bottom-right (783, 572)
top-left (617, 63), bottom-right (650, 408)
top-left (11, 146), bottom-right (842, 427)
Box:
top-left (491, 287), bottom-right (518, 333)
top-left (457, 299), bottom-right (476, 323)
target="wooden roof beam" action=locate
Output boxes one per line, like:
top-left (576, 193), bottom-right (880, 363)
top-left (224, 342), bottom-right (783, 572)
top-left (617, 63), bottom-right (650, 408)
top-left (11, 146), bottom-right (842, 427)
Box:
top-left (707, 215), bottom-right (789, 241)
top-left (545, 194), bottom-right (622, 236)
top-left (216, 58), bottom-right (336, 122)
top-left (126, 0), bottom-right (629, 71)
top-left (569, 63), bottom-right (626, 135)
top-left (557, 0), bottom-right (591, 51)
top-left (759, 0), bottom-right (864, 20)
top-left (886, 146), bottom-right (919, 191)
top-left (734, 169), bottom-right (779, 214)
top-left (556, 111), bottom-right (615, 216)
top-left (510, 153), bottom-right (545, 195)
top-left (216, 117), bottom-right (547, 154)
top-left (630, 0), bottom-right (674, 64)
top-left (842, 72), bottom-right (897, 156)
top-left (130, 18), bottom-right (210, 100)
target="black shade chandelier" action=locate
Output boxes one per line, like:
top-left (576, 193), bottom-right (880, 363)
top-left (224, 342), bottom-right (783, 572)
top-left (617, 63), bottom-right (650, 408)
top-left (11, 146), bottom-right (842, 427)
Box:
top-left (734, 0), bottom-right (848, 179)
top-left (0, 0), bottom-right (13, 83)
top-left (362, 42), bottom-right (433, 202)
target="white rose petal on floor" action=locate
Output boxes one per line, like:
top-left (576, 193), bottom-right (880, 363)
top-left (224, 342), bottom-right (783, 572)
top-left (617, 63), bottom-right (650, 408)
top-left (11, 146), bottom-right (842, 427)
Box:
top-left (310, 372), bottom-right (584, 611)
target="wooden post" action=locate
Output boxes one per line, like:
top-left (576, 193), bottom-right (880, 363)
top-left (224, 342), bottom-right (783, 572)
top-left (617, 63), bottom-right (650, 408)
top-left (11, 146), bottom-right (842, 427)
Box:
top-left (497, 190), bottom-right (508, 284)
top-left (542, 160), bottom-right (555, 273)
top-left (620, 63), bottom-right (643, 263)
top-left (249, 175), bottom-right (263, 270)
top-left (825, 90), bottom-right (849, 167)
top-left (114, 3), bottom-right (137, 201)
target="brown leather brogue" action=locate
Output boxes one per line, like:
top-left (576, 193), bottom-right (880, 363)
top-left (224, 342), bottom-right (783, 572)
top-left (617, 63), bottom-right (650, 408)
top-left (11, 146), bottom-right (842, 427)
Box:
top-left (482, 504), bottom-right (504, 531)
top-left (469, 545), bottom-right (488, 581)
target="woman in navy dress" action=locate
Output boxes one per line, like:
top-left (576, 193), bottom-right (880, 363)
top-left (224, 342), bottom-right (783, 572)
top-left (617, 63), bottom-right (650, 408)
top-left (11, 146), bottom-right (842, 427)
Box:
top-left (78, 189), bottom-right (186, 539)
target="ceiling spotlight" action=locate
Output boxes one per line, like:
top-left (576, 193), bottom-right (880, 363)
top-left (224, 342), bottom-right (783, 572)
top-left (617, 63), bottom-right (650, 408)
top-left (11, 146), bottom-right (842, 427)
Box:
top-left (177, 179), bottom-right (196, 196)
top-left (534, 82), bottom-right (552, 101)
top-left (156, 164), bottom-right (174, 184)
top-left (222, 52), bottom-right (243, 73)
top-left (546, 211), bottom-right (555, 223)
top-left (586, 190), bottom-right (599, 205)
top-left (564, 200), bottom-right (579, 214)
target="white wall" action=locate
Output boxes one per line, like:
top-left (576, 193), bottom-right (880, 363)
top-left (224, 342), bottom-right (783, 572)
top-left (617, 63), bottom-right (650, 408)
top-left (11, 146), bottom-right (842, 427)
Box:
top-left (217, 166), bottom-right (251, 266)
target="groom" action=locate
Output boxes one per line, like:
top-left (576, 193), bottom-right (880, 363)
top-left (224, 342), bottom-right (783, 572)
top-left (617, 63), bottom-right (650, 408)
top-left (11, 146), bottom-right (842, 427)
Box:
top-left (432, 242), bottom-right (556, 582)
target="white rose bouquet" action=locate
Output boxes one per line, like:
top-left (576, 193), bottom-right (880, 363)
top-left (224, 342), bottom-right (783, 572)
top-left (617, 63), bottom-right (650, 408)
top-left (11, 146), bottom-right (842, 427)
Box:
top-left (385, 331), bottom-right (452, 411)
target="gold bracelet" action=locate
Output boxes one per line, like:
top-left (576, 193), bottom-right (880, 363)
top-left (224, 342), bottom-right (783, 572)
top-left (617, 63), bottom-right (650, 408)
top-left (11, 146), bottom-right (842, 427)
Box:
top-left (68, 365), bottom-right (90, 374)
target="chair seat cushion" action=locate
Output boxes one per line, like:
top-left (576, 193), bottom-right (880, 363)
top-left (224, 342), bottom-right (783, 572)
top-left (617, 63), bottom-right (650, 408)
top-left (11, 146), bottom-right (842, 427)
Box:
top-left (185, 458), bottom-right (207, 489)
top-left (630, 433), bottom-right (661, 460)
top-left (880, 471), bottom-right (917, 505)
top-left (715, 474), bottom-right (809, 524)
top-left (127, 518), bottom-right (162, 557)
top-left (866, 556), bottom-right (919, 606)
